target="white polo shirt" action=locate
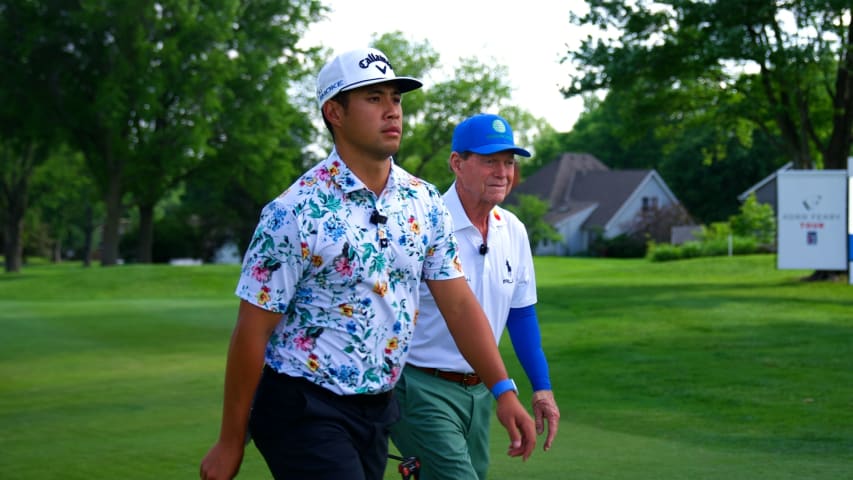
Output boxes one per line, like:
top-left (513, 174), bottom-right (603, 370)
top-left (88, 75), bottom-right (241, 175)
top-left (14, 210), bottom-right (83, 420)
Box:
top-left (406, 183), bottom-right (538, 372)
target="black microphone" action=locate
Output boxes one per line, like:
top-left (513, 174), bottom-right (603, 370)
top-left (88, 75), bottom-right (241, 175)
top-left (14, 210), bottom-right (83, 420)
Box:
top-left (370, 211), bottom-right (387, 225)
top-left (479, 243), bottom-right (488, 255)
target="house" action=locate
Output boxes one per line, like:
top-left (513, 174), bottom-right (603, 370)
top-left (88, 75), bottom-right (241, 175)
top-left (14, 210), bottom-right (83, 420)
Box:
top-left (509, 153), bottom-right (687, 255)
top-left (736, 161), bottom-right (794, 214)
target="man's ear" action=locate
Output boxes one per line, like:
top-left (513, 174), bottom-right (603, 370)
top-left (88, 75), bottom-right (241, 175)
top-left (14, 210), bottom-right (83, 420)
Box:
top-left (322, 101), bottom-right (344, 127)
top-left (449, 152), bottom-right (463, 174)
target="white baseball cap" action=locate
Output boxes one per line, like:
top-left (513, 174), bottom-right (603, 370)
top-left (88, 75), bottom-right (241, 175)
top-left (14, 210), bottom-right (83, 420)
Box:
top-left (316, 47), bottom-right (423, 108)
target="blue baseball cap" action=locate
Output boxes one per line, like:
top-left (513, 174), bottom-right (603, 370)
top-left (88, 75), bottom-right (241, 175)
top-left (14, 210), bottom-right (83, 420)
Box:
top-left (451, 113), bottom-right (531, 157)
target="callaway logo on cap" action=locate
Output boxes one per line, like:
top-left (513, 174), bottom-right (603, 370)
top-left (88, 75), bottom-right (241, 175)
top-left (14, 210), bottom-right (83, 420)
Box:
top-left (316, 47), bottom-right (423, 108)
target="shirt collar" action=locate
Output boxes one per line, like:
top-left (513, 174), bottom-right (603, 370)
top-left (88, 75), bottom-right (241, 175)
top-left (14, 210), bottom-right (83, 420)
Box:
top-left (326, 148), bottom-right (401, 195)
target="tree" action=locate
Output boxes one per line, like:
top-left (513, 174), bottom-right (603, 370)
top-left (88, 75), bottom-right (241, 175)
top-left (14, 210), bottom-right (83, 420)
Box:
top-left (532, 82), bottom-right (786, 223)
top-left (530, 90), bottom-right (665, 175)
top-left (124, 0), bottom-right (325, 263)
top-left (371, 33), bottom-right (515, 190)
top-left (729, 192), bottom-right (775, 246)
top-left (0, 140), bottom-right (49, 272)
top-left (17, 0), bottom-right (325, 265)
top-left (625, 202), bottom-right (694, 244)
top-left (504, 194), bottom-right (562, 253)
top-left (0, 1), bottom-right (66, 273)
top-left (565, 0), bottom-right (853, 170)
top-left (28, 147), bottom-right (101, 265)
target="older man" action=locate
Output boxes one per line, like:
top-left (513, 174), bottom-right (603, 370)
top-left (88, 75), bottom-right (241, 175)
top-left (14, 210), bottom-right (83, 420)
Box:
top-left (391, 113), bottom-right (560, 480)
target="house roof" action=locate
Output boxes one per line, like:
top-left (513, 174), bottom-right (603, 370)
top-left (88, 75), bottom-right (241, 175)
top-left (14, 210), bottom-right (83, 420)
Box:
top-left (571, 169), bottom-right (653, 227)
top-left (736, 161), bottom-right (793, 202)
top-left (511, 153), bottom-right (653, 228)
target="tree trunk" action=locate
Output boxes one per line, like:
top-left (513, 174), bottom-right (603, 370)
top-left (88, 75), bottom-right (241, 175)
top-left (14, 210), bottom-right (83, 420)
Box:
top-left (3, 216), bottom-right (23, 273)
top-left (1, 143), bottom-right (36, 273)
top-left (100, 170), bottom-right (123, 266)
top-left (823, 21), bottom-right (853, 170)
top-left (137, 203), bottom-right (155, 263)
top-left (82, 204), bottom-right (94, 268)
top-left (52, 235), bottom-right (62, 263)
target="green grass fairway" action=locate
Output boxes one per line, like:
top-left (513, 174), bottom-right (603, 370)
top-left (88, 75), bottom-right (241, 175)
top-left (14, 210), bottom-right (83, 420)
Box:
top-left (1, 256), bottom-right (851, 479)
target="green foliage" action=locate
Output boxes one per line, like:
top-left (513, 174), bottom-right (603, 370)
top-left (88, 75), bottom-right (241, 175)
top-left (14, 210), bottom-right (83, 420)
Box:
top-left (503, 194), bottom-right (561, 251)
top-left (644, 241), bottom-right (682, 262)
top-left (3, 0), bottom-right (327, 265)
top-left (656, 118), bottom-right (787, 223)
top-left (529, 91), bottom-right (662, 177)
top-left (566, 0), bottom-right (853, 170)
top-left (729, 193), bottom-right (776, 245)
top-left (2, 16), bottom-right (536, 267)
top-left (590, 233), bottom-right (647, 258)
top-left (29, 147), bottom-right (101, 260)
top-left (696, 221), bottom-right (732, 241)
top-left (120, 212), bottom-right (206, 264)
top-left (647, 236), bottom-right (761, 262)
top-left (374, 32), bottom-right (516, 190)
top-left (648, 193), bottom-right (774, 262)
top-left (536, 81), bottom-right (787, 223)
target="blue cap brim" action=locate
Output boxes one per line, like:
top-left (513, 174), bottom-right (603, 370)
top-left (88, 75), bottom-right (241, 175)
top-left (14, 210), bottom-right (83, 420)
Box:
top-left (468, 144), bottom-right (532, 157)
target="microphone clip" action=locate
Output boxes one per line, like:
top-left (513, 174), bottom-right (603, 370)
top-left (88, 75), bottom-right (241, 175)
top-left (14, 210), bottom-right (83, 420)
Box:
top-left (370, 210), bottom-right (388, 225)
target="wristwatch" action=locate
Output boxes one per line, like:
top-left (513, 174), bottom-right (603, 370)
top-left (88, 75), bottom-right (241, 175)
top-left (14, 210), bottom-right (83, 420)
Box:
top-left (491, 378), bottom-right (519, 400)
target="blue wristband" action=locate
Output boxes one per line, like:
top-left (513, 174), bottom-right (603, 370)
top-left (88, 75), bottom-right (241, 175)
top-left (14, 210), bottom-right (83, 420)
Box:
top-left (491, 378), bottom-right (519, 399)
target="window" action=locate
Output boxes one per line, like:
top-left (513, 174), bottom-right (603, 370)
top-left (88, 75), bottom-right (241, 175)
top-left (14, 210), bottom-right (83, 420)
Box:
top-left (642, 196), bottom-right (659, 212)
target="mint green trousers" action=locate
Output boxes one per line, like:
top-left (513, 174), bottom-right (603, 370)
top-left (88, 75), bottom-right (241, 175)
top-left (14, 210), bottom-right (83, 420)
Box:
top-left (390, 365), bottom-right (492, 480)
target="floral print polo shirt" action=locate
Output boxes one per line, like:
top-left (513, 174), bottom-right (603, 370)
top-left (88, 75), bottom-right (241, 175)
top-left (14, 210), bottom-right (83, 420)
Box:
top-left (236, 150), bottom-right (463, 395)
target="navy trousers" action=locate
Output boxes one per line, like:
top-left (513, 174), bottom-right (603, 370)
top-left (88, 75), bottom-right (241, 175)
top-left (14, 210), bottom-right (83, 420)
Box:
top-left (249, 367), bottom-right (398, 480)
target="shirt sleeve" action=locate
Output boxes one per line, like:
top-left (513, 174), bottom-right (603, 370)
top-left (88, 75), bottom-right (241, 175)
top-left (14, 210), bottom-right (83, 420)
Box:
top-left (421, 188), bottom-right (464, 281)
top-left (235, 198), bottom-right (306, 313)
top-left (506, 305), bottom-right (552, 391)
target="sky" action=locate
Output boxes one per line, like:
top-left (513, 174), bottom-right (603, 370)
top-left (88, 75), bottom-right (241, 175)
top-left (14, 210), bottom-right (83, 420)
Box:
top-left (299, 1), bottom-right (594, 132)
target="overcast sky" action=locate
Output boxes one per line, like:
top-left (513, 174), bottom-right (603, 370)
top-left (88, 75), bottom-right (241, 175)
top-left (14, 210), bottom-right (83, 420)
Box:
top-left (299, 0), bottom-right (594, 132)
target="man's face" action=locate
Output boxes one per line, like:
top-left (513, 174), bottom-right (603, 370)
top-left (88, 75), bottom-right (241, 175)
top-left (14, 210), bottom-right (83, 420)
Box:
top-left (327, 83), bottom-right (404, 161)
top-left (452, 151), bottom-right (517, 207)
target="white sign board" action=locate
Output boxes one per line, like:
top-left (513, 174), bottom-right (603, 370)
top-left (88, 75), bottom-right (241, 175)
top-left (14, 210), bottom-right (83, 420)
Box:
top-left (777, 170), bottom-right (847, 270)
top-left (849, 159), bottom-right (853, 284)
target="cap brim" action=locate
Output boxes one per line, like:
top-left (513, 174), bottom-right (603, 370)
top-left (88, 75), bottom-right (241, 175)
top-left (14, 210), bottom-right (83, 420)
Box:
top-left (340, 76), bottom-right (423, 94)
top-left (469, 144), bottom-right (532, 157)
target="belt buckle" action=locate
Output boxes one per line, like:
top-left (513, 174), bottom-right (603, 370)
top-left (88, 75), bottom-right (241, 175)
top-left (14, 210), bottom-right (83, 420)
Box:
top-left (460, 372), bottom-right (476, 386)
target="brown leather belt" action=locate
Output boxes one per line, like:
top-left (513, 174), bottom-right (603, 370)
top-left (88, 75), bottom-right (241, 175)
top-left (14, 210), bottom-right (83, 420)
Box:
top-left (410, 364), bottom-right (482, 386)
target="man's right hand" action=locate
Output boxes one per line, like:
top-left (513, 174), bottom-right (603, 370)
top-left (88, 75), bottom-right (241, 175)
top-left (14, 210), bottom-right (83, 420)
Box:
top-left (495, 391), bottom-right (536, 460)
top-left (200, 441), bottom-right (244, 480)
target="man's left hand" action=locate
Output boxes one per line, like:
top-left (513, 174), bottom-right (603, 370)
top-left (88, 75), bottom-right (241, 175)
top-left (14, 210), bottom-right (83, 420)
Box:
top-left (532, 390), bottom-right (560, 451)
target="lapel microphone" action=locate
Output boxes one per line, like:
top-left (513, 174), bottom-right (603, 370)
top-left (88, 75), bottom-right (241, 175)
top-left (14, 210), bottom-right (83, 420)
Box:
top-left (370, 211), bottom-right (387, 225)
top-left (371, 210), bottom-right (389, 248)
top-left (479, 243), bottom-right (489, 255)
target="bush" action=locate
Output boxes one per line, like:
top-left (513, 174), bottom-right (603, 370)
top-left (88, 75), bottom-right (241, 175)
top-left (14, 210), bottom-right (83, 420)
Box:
top-left (696, 222), bottom-right (732, 241)
top-left (730, 193), bottom-right (775, 245)
top-left (698, 238), bottom-right (729, 257)
top-left (646, 242), bottom-right (682, 261)
top-left (679, 241), bottom-right (704, 259)
top-left (648, 235), bottom-right (762, 262)
top-left (591, 233), bottom-right (648, 258)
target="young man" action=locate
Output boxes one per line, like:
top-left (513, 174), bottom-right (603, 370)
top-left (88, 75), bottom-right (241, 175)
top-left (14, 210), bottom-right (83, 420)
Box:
top-left (391, 113), bottom-right (561, 480)
top-left (199, 49), bottom-right (535, 480)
